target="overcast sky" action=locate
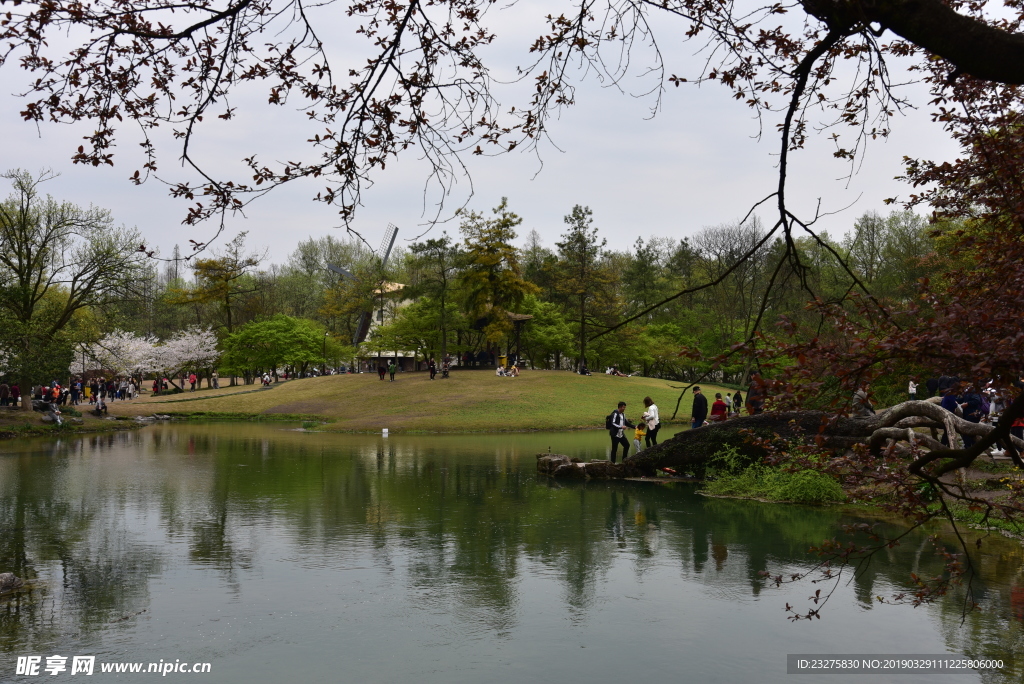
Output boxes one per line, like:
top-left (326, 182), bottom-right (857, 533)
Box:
top-left (0, 3), bottom-right (959, 265)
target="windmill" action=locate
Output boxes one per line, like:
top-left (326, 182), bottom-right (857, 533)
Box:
top-left (327, 224), bottom-right (399, 346)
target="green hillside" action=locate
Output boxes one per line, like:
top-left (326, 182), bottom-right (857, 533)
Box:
top-left (108, 369), bottom-right (729, 433)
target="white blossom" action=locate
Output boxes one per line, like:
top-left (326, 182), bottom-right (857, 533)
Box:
top-left (152, 327), bottom-right (219, 377)
top-left (71, 327), bottom-right (219, 378)
top-left (77, 330), bottom-right (157, 376)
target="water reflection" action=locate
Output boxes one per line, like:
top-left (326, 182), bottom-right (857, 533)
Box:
top-left (1, 424), bottom-right (1022, 683)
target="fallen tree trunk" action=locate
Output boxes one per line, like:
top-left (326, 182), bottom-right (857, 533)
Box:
top-left (624, 411), bottom-right (849, 476)
top-left (624, 401), bottom-right (1024, 476)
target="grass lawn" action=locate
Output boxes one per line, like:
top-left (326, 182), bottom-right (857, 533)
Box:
top-left (107, 369), bottom-right (730, 432)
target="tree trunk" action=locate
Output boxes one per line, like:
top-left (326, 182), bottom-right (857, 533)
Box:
top-left (440, 292), bottom-right (447, 363)
top-left (624, 402), bottom-right (1024, 477)
top-left (578, 293), bottom-right (586, 370)
top-left (18, 371), bottom-right (32, 412)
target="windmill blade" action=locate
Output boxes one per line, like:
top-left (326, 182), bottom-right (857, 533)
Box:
top-left (378, 223), bottom-right (398, 269)
top-left (352, 312), bottom-right (372, 346)
top-left (327, 263), bottom-right (354, 279)
top-left (340, 223), bottom-right (399, 348)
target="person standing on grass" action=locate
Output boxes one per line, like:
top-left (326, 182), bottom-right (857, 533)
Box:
top-left (908, 379), bottom-right (918, 402)
top-left (642, 396), bottom-right (660, 447)
top-left (388, 360), bottom-right (397, 382)
top-left (10, 384), bottom-right (19, 408)
top-left (690, 386), bottom-right (708, 429)
top-left (429, 357), bottom-right (437, 380)
top-left (710, 393), bottom-right (728, 422)
top-left (609, 401), bottom-right (633, 464)
top-left (189, 372), bottom-right (197, 392)
top-left (731, 390), bottom-right (743, 418)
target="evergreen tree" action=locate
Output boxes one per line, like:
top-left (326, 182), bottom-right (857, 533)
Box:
top-left (409, 233), bottom-right (463, 360)
top-left (553, 205), bottom-right (615, 371)
top-left (458, 198), bottom-right (537, 344)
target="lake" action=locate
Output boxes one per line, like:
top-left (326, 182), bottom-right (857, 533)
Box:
top-left (1, 424), bottom-right (1022, 682)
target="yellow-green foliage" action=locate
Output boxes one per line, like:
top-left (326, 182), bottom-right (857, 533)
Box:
top-left (702, 446), bottom-right (845, 505)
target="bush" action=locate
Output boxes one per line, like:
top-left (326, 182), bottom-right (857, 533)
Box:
top-left (772, 470), bottom-right (847, 504)
top-left (702, 447), bottom-right (845, 505)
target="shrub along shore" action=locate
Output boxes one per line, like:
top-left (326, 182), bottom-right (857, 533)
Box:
top-left (0, 410), bottom-right (145, 440)
top-left (105, 369), bottom-right (719, 433)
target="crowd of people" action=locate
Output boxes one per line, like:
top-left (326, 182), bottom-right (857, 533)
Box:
top-left (606, 375), bottom-right (768, 463)
top-left (0, 371), bottom-right (221, 412)
top-left (933, 376), bottom-right (1024, 447)
top-left (852, 375), bottom-right (1023, 452)
top-left (0, 376), bottom-right (145, 416)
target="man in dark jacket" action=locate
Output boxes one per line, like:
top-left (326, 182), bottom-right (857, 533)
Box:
top-left (609, 401), bottom-right (633, 464)
top-left (691, 387), bottom-right (708, 429)
top-left (959, 384), bottom-right (985, 449)
top-left (940, 385), bottom-right (964, 447)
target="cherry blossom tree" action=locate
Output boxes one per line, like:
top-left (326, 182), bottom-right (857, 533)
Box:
top-left (81, 330), bottom-right (158, 377)
top-left (151, 327), bottom-right (220, 389)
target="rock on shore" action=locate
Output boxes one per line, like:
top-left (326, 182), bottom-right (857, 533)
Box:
top-left (0, 572), bottom-right (24, 594)
top-left (536, 453), bottom-right (633, 480)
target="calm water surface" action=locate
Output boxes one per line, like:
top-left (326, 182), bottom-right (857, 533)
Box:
top-left (2, 424), bottom-right (1023, 683)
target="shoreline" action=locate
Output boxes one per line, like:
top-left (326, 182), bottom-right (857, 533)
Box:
top-left (0, 417), bottom-right (146, 440)
top-left (130, 411), bottom-right (690, 435)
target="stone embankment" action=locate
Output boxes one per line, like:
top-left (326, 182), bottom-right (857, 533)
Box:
top-left (536, 453), bottom-right (637, 479)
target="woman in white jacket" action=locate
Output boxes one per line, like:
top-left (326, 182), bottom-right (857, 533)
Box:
top-left (642, 396), bottom-right (661, 447)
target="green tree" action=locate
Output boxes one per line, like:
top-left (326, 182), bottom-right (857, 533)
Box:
top-left (221, 315), bottom-right (343, 382)
top-left (458, 198), bottom-right (538, 344)
top-left (0, 169), bottom-right (144, 408)
top-left (169, 232), bottom-right (265, 334)
top-left (623, 237), bottom-right (670, 316)
top-left (409, 234), bottom-right (463, 361)
top-left (553, 205), bottom-right (615, 371)
top-left (517, 294), bottom-right (573, 369)
top-left (521, 229), bottom-right (557, 299)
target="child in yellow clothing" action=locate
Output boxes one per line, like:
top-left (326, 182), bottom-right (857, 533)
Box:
top-left (633, 422), bottom-right (646, 452)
